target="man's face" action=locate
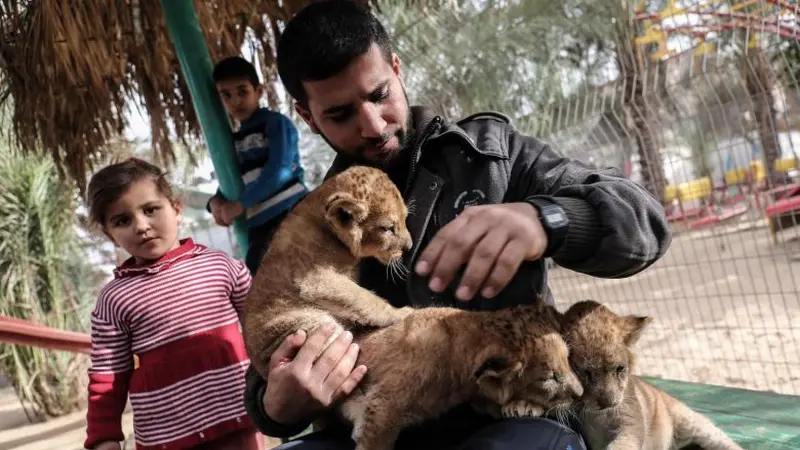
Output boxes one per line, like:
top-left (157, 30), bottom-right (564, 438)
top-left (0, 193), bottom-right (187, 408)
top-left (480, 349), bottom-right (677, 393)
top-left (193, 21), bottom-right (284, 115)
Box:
top-left (295, 44), bottom-right (412, 170)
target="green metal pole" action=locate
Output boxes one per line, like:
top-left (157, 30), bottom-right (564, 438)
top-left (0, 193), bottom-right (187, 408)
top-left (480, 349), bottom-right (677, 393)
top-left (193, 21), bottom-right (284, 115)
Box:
top-left (160, 0), bottom-right (249, 259)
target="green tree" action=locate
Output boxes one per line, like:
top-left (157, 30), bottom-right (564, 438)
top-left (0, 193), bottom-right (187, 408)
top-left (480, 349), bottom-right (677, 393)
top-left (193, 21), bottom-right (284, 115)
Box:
top-left (558, 0), bottom-right (668, 202)
top-left (379, 0), bottom-right (668, 202)
top-left (380, 1), bottom-right (568, 117)
top-left (710, 5), bottom-right (788, 182)
top-left (0, 142), bottom-right (100, 420)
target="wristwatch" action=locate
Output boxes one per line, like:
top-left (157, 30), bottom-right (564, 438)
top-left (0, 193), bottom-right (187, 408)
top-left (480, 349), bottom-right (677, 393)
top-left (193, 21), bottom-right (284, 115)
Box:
top-left (526, 198), bottom-right (569, 258)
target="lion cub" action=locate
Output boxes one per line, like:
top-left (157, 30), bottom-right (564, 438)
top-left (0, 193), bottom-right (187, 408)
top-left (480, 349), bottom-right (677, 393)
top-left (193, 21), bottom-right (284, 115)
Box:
top-left (243, 166), bottom-right (414, 379)
top-left (337, 300), bottom-right (584, 450)
top-left (561, 300), bottom-right (744, 450)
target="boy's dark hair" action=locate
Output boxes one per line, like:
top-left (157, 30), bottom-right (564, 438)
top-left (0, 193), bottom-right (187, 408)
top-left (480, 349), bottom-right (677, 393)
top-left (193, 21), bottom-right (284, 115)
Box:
top-left (87, 157), bottom-right (178, 227)
top-left (276, 0), bottom-right (394, 107)
top-left (213, 56), bottom-right (260, 86)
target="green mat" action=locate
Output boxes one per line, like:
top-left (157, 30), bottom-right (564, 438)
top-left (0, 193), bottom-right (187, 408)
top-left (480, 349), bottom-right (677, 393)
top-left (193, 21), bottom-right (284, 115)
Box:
top-left (643, 377), bottom-right (800, 450)
top-left (288, 378), bottom-right (799, 448)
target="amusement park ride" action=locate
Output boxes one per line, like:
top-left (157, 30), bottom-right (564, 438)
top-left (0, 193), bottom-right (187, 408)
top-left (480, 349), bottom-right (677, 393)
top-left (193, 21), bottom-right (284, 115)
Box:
top-left (634, 0), bottom-right (799, 60)
top-left (632, 1), bottom-right (800, 233)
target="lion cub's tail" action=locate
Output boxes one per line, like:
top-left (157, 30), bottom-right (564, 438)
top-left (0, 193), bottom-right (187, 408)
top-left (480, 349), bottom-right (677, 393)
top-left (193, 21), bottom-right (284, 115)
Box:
top-left (667, 392), bottom-right (745, 450)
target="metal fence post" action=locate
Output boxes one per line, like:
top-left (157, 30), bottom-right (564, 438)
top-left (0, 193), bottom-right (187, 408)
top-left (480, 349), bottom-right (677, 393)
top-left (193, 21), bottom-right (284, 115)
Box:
top-left (161, 0), bottom-right (249, 259)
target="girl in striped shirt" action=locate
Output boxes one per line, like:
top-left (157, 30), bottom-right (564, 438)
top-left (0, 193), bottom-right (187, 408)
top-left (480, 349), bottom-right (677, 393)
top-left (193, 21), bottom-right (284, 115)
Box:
top-left (83, 158), bottom-right (261, 450)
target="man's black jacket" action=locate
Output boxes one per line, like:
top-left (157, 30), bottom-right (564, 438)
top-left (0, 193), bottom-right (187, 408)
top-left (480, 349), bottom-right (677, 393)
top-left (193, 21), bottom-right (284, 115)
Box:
top-left (242, 106), bottom-right (672, 437)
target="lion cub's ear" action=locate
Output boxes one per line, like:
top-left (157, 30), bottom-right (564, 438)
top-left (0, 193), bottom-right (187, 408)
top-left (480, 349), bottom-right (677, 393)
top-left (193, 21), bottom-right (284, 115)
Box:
top-left (475, 357), bottom-right (523, 383)
top-left (475, 356), bottom-right (523, 404)
top-left (620, 315), bottom-right (652, 346)
top-left (325, 192), bottom-right (368, 229)
top-left (325, 192), bottom-right (369, 255)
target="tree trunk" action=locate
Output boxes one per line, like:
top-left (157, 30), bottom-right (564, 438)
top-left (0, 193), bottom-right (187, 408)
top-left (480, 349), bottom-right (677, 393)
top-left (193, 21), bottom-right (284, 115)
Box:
top-left (744, 48), bottom-right (780, 183)
top-left (631, 99), bottom-right (666, 203)
top-left (617, 42), bottom-right (666, 204)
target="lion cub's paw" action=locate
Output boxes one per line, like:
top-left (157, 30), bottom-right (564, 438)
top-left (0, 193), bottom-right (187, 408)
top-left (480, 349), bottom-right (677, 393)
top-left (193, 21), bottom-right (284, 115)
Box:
top-left (501, 401), bottom-right (544, 418)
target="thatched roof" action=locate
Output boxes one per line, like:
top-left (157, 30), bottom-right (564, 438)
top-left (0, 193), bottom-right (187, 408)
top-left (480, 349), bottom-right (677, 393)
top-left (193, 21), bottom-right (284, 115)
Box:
top-left (0, 0), bottom-right (383, 190)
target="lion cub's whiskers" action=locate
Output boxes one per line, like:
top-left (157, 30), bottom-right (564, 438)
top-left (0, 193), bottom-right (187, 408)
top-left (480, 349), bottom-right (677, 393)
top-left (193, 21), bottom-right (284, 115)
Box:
top-left (407, 198), bottom-right (417, 217)
top-left (387, 257), bottom-right (409, 283)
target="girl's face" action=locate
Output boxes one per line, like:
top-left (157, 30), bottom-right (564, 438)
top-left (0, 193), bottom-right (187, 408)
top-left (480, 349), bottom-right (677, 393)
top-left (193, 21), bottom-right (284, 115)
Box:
top-left (103, 179), bottom-right (183, 265)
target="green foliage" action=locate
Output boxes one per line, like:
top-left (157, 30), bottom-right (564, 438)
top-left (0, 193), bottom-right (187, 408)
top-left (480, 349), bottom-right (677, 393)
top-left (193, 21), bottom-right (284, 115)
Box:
top-left (781, 40), bottom-right (800, 88)
top-left (379, 1), bottom-right (603, 121)
top-left (0, 144), bottom-right (99, 420)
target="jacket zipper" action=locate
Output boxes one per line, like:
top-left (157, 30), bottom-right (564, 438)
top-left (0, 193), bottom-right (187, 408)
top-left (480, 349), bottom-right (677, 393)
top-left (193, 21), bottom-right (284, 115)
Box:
top-left (404, 116), bottom-right (442, 197)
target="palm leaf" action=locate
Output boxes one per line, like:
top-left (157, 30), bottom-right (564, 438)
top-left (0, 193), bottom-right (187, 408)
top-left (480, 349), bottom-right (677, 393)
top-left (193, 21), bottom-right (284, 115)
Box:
top-left (0, 144), bottom-right (99, 420)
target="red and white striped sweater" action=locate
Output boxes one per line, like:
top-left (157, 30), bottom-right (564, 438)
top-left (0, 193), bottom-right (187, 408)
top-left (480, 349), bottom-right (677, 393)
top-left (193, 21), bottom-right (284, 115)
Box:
top-left (85, 239), bottom-right (255, 450)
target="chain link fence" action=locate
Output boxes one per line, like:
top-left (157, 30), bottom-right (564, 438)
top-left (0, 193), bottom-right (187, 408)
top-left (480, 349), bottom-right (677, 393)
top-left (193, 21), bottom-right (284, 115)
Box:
top-left (118, 2), bottom-right (800, 397)
top-left (520, 14), bottom-right (800, 395)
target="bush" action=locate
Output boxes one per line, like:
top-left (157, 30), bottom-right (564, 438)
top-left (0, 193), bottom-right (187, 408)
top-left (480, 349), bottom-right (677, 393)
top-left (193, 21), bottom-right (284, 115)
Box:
top-left (0, 148), bottom-right (99, 421)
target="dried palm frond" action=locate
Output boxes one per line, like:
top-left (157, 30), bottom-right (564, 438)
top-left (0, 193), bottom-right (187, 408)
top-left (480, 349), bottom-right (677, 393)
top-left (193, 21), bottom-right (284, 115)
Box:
top-left (1, 0), bottom-right (417, 192)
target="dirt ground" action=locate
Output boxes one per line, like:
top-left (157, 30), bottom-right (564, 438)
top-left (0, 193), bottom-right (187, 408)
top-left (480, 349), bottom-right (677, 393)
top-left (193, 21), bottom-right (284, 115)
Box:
top-left (549, 216), bottom-right (800, 396)
top-left (0, 389), bottom-right (282, 449)
top-left (2, 216), bottom-right (797, 447)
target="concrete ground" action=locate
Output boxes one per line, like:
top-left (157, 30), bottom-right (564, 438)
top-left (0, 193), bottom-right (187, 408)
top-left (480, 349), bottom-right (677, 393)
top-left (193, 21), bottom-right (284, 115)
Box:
top-left (549, 216), bottom-right (800, 396)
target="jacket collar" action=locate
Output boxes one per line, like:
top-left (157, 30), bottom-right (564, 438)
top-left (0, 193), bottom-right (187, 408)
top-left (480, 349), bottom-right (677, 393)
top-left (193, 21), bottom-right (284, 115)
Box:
top-left (325, 105), bottom-right (486, 179)
top-left (113, 238), bottom-right (202, 278)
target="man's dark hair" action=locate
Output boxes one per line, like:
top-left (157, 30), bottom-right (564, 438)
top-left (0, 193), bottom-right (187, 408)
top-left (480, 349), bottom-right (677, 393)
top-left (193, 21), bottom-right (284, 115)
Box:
top-left (276, 0), bottom-right (394, 107)
top-left (213, 56), bottom-right (260, 86)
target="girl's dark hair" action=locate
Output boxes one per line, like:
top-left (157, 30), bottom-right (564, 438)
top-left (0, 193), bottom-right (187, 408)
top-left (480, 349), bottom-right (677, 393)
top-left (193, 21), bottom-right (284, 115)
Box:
top-left (87, 157), bottom-right (177, 226)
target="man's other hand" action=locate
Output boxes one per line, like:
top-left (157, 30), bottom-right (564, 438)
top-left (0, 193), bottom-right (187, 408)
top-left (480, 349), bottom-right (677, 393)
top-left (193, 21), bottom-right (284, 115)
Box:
top-left (414, 202), bottom-right (548, 301)
top-left (262, 323), bottom-right (366, 426)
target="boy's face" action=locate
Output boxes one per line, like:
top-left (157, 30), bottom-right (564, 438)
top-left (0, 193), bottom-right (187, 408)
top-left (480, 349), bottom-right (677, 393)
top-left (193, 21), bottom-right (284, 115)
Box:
top-left (216, 77), bottom-right (262, 123)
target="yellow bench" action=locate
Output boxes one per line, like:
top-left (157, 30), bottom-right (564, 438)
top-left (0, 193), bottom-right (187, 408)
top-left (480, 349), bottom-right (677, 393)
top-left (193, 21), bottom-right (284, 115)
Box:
top-left (664, 158), bottom-right (799, 204)
top-left (664, 178), bottom-right (712, 203)
top-left (745, 158), bottom-right (798, 183)
top-left (672, 177), bottom-right (712, 202)
top-left (775, 157), bottom-right (798, 173)
top-left (664, 184), bottom-right (679, 203)
top-left (724, 167), bottom-right (750, 185)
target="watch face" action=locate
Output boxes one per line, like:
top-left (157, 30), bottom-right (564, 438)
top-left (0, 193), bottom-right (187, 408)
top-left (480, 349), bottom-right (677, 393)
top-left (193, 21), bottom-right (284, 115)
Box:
top-left (544, 210), bottom-right (568, 227)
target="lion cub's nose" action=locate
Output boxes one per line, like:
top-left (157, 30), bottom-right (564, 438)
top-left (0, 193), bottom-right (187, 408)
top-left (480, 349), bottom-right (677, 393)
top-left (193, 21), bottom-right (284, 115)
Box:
top-left (401, 230), bottom-right (412, 250)
top-left (567, 373), bottom-right (584, 397)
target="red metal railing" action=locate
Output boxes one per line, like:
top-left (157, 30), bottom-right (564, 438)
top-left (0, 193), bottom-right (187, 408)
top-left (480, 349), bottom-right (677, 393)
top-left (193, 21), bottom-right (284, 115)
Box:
top-left (0, 315), bottom-right (91, 354)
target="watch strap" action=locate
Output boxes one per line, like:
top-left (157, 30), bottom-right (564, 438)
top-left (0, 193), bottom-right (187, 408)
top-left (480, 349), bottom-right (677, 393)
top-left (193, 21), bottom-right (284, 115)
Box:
top-left (526, 197), bottom-right (569, 258)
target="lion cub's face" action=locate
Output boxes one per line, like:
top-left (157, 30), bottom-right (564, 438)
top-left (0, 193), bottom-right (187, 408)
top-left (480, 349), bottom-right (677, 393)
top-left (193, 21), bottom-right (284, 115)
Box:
top-left (561, 300), bottom-right (651, 412)
top-left (473, 308), bottom-right (584, 418)
top-left (324, 166), bottom-right (412, 266)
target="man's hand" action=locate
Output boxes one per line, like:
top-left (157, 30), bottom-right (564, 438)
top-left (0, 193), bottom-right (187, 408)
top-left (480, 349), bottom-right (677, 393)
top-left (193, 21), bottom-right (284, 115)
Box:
top-left (208, 196), bottom-right (230, 227)
top-left (414, 202), bottom-right (548, 301)
top-left (263, 323), bottom-right (366, 426)
top-left (220, 201), bottom-right (245, 225)
top-left (93, 442), bottom-right (121, 450)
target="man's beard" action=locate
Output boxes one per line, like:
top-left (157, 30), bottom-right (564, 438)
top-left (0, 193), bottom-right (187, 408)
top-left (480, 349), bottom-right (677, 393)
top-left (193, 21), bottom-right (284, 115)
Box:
top-left (317, 90), bottom-right (416, 171)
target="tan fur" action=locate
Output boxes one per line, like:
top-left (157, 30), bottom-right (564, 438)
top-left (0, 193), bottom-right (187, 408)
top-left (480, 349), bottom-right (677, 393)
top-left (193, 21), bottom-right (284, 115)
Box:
top-left (561, 300), bottom-right (744, 450)
top-left (243, 166), bottom-right (414, 380)
top-left (336, 301), bottom-right (584, 450)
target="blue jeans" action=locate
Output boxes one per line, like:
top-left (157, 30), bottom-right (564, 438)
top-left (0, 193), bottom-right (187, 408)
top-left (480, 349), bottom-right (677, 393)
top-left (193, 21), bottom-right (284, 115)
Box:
top-left (274, 417), bottom-right (586, 450)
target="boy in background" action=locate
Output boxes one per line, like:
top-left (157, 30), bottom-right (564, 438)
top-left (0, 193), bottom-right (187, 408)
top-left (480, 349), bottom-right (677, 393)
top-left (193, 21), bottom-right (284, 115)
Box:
top-left (208, 56), bottom-right (308, 274)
